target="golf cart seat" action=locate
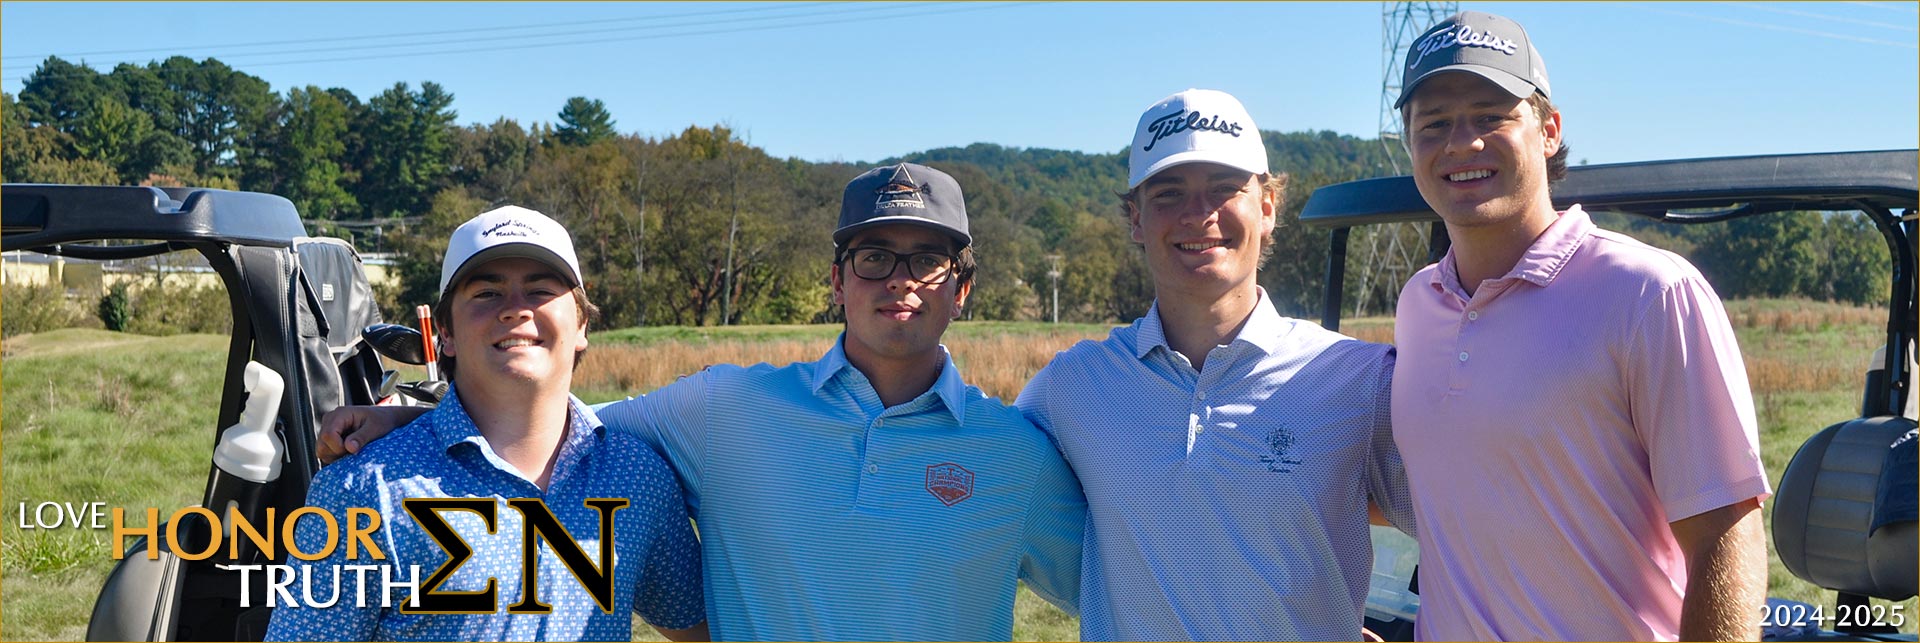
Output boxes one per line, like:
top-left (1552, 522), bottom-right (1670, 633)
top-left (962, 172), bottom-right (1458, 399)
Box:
top-left (1770, 345), bottom-right (1918, 641)
top-left (1774, 415), bottom-right (1917, 600)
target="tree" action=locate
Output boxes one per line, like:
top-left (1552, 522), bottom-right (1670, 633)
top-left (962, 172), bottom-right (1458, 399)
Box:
top-left (361, 82), bottom-right (458, 218)
top-left (71, 95), bottom-right (154, 182)
top-left (4, 91), bottom-right (117, 185)
top-left (1817, 213), bottom-right (1889, 305)
top-left (555, 97), bottom-right (616, 147)
top-left (146, 57), bottom-right (274, 183)
top-left (273, 86), bottom-right (359, 219)
top-left (18, 56), bottom-right (109, 132)
top-left (1694, 213), bottom-right (1822, 299)
top-left (380, 186), bottom-right (491, 319)
top-left (449, 117), bottom-right (533, 203)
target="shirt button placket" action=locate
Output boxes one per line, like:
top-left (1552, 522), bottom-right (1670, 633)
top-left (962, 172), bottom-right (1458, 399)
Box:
top-left (1186, 389), bottom-right (1212, 455)
top-left (868, 418), bottom-right (884, 476)
top-left (1450, 307), bottom-right (1474, 391)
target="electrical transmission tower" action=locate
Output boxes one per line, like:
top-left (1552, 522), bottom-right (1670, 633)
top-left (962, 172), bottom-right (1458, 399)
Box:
top-left (1351, 1), bottom-right (1457, 317)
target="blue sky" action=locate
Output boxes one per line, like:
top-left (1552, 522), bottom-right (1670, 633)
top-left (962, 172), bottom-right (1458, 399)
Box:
top-left (4, 2), bottom-right (1915, 165)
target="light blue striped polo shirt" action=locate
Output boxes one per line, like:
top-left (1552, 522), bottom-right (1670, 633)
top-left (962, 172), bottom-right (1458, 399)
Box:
top-left (1016, 289), bottom-right (1416, 641)
top-left (594, 336), bottom-right (1085, 641)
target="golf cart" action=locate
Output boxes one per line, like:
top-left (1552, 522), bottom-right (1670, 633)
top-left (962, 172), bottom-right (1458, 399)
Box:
top-left (1, 184), bottom-right (388, 640)
top-left (1302, 150), bottom-right (1919, 641)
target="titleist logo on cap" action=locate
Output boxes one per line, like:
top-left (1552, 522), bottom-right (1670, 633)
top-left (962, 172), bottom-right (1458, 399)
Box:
top-left (483, 220), bottom-right (539, 238)
top-left (1143, 110), bottom-right (1245, 152)
top-left (1409, 24), bottom-right (1518, 69)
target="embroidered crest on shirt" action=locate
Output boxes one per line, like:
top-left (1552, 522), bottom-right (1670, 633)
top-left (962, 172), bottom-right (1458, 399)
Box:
top-left (925, 462), bottom-right (975, 506)
top-left (1259, 427), bottom-right (1303, 472)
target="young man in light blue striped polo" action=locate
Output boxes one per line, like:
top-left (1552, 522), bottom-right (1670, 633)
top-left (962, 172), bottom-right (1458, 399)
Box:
top-left (320, 164), bottom-right (1087, 641)
top-left (1015, 89), bottom-right (1418, 640)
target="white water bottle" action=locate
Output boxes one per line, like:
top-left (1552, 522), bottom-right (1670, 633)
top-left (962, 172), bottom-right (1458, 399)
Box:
top-left (205, 362), bottom-right (285, 562)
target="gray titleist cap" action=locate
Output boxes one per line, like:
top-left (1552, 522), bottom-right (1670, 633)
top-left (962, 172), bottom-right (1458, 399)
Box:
top-left (833, 162), bottom-right (971, 248)
top-left (1396, 11), bottom-right (1550, 109)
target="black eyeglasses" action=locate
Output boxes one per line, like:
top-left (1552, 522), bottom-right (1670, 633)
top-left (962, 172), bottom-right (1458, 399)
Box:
top-left (843, 247), bottom-right (957, 284)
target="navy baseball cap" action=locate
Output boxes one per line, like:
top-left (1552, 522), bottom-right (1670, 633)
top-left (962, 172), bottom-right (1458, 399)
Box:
top-left (1396, 11), bottom-right (1551, 109)
top-left (833, 163), bottom-right (971, 248)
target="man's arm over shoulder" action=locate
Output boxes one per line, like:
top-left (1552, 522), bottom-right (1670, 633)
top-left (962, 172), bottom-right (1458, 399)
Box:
top-left (1016, 421), bottom-right (1086, 616)
top-left (263, 462), bottom-right (392, 641)
top-left (1364, 345), bottom-right (1417, 537)
top-left (593, 368), bottom-right (723, 508)
top-left (318, 405), bottom-right (428, 463)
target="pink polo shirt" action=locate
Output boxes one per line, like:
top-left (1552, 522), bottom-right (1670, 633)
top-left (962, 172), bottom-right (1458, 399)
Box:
top-left (1392, 206), bottom-right (1770, 641)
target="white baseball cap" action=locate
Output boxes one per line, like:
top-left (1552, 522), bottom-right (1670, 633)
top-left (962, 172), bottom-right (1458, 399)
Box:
top-left (439, 205), bottom-right (583, 295)
top-left (1128, 89), bottom-right (1269, 189)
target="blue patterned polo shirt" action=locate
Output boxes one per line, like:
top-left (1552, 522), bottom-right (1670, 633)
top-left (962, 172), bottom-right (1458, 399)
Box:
top-left (265, 386), bottom-right (704, 641)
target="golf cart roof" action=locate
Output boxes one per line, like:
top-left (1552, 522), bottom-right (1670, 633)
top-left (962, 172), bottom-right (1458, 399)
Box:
top-left (2, 184), bottom-right (307, 253)
top-left (1299, 149), bottom-right (1918, 228)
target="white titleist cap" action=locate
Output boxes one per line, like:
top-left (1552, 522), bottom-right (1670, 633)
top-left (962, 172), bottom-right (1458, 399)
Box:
top-left (1128, 89), bottom-right (1268, 189)
top-left (439, 205), bottom-right (583, 295)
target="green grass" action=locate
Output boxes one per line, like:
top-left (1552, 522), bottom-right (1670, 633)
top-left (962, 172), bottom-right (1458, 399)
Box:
top-left (2, 329), bottom-right (226, 641)
top-left (2, 304), bottom-right (1914, 639)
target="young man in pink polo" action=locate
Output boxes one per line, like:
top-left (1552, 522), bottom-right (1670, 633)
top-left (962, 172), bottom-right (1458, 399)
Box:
top-left (1391, 11), bottom-right (1769, 641)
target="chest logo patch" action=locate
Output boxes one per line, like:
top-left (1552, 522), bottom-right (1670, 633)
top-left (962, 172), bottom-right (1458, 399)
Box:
top-left (926, 462), bottom-right (975, 506)
top-left (1260, 427), bottom-right (1303, 472)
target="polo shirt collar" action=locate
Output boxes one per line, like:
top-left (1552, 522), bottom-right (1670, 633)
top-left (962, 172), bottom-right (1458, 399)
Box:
top-left (1133, 287), bottom-right (1288, 359)
top-left (811, 333), bottom-right (969, 426)
top-left (428, 383), bottom-right (602, 460)
top-left (1430, 204), bottom-right (1593, 296)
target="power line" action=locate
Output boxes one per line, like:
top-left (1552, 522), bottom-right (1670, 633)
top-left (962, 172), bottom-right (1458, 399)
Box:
top-left (1639, 5), bottom-right (1919, 49)
top-left (1843, 1), bottom-right (1920, 14)
top-left (1728, 1), bottom-right (1918, 32)
top-left (2, 3), bottom-right (1041, 85)
top-left (1, 2), bottom-right (840, 61)
top-left (210, 2), bottom-right (971, 66)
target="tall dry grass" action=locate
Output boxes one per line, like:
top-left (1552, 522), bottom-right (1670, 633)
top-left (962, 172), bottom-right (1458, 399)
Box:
top-left (574, 298), bottom-right (1885, 403)
top-left (575, 329), bottom-right (1111, 401)
top-left (577, 339), bottom-right (828, 394)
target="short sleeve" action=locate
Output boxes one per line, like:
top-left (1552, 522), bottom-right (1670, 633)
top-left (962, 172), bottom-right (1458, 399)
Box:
top-left (1015, 363), bottom-right (1056, 436)
top-left (631, 489), bottom-right (706, 629)
top-left (1627, 275), bottom-right (1771, 521)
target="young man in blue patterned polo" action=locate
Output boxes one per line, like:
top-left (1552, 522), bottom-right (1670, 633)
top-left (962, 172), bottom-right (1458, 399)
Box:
top-left (267, 206), bottom-right (707, 641)
top-left (316, 165), bottom-right (1087, 641)
top-left (1015, 89), bottom-right (1418, 640)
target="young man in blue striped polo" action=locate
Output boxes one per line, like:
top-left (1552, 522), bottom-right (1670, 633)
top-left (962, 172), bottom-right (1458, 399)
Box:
top-left (318, 164), bottom-right (1086, 641)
